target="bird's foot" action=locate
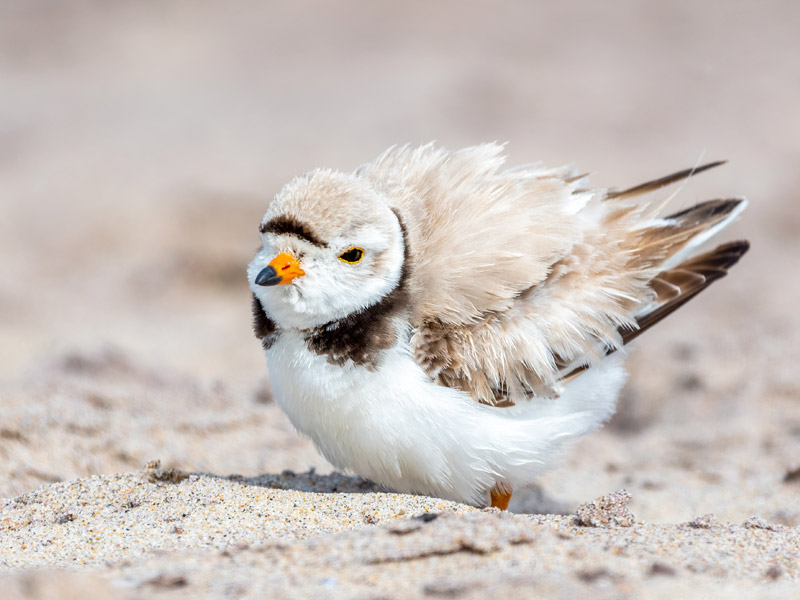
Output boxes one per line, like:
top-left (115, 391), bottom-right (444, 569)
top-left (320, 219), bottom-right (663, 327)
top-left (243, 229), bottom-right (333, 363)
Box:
top-left (490, 485), bottom-right (512, 510)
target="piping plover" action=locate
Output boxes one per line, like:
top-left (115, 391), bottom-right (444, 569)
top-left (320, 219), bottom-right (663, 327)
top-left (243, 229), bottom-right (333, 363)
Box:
top-left (248, 143), bottom-right (748, 509)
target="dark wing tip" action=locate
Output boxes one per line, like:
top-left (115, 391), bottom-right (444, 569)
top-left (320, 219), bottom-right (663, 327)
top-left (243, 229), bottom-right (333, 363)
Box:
top-left (620, 240), bottom-right (749, 346)
top-left (683, 239), bottom-right (750, 272)
top-left (665, 198), bottom-right (744, 223)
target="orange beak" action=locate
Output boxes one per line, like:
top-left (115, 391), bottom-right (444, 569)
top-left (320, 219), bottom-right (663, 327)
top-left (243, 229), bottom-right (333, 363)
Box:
top-left (254, 252), bottom-right (305, 286)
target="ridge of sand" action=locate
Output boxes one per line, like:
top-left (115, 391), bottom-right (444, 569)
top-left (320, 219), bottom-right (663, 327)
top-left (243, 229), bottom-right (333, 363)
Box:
top-left (1, 469), bottom-right (797, 599)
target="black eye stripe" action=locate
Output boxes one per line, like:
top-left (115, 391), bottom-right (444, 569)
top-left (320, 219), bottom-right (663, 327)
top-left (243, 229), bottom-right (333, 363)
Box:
top-left (338, 248), bottom-right (364, 263)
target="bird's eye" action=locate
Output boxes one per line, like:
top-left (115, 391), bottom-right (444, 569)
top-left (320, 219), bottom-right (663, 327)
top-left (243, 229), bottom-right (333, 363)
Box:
top-left (338, 247), bottom-right (364, 264)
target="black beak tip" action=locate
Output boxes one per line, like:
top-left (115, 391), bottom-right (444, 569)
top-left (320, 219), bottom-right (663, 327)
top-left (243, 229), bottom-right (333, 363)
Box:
top-left (255, 266), bottom-right (282, 286)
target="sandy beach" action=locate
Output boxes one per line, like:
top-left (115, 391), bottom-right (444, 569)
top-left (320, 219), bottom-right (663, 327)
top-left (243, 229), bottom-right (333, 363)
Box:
top-left (2, 1), bottom-right (799, 597)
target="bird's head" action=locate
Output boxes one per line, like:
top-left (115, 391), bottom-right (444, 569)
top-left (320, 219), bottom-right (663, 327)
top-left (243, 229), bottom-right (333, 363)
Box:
top-left (248, 169), bottom-right (406, 330)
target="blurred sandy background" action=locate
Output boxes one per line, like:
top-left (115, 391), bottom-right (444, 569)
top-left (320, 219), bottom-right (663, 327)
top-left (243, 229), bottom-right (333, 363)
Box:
top-left (2, 0), bottom-right (800, 522)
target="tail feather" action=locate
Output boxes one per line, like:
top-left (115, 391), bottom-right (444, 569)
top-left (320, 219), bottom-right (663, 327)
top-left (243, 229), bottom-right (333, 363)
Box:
top-left (560, 240), bottom-right (749, 384)
top-left (622, 240), bottom-right (750, 345)
top-left (607, 161), bottom-right (727, 200)
top-left (632, 198), bottom-right (746, 267)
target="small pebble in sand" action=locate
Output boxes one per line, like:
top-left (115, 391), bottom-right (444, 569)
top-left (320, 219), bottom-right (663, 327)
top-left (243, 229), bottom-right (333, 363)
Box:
top-left (142, 573), bottom-right (189, 589)
top-left (576, 567), bottom-right (616, 583)
top-left (54, 512), bottom-right (76, 524)
top-left (648, 562), bottom-right (677, 577)
top-left (742, 516), bottom-right (783, 531)
top-left (782, 465), bottom-right (800, 483)
top-left (765, 563), bottom-right (784, 580)
top-left (144, 460), bottom-right (188, 484)
top-left (686, 514), bottom-right (720, 529)
top-left (573, 489), bottom-right (634, 528)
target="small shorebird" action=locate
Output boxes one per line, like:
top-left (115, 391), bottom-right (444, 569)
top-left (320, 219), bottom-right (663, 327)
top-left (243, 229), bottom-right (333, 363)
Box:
top-left (248, 143), bottom-right (748, 509)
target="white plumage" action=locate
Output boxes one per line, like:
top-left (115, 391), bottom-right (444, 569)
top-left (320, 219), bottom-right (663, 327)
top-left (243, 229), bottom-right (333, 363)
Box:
top-left (248, 143), bottom-right (748, 508)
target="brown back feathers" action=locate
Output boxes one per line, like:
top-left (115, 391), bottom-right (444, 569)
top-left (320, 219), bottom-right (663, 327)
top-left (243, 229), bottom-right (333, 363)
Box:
top-left (376, 147), bottom-right (750, 406)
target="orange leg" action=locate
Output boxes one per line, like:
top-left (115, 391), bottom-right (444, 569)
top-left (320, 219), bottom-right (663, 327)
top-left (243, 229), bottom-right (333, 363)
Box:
top-left (490, 486), bottom-right (512, 510)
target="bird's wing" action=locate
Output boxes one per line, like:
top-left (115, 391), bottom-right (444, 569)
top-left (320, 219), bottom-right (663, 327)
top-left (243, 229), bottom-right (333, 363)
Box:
top-left (558, 239), bottom-right (749, 386)
top-left (361, 143), bottom-right (589, 324)
top-left (360, 145), bottom-right (747, 406)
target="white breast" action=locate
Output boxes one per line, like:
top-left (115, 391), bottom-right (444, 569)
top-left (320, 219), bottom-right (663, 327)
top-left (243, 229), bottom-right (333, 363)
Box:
top-left (265, 330), bottom-right (627, 507)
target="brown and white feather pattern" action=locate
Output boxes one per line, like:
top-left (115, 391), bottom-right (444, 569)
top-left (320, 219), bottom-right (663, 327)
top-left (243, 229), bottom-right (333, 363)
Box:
top-left (354, 145), bottom-right (746, 406)
top-left (249, 142), bottom-right (749, 507)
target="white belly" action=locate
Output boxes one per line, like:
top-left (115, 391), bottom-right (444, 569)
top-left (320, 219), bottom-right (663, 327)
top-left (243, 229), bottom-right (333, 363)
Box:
top-left (265, 330), bottom-right (626, 506)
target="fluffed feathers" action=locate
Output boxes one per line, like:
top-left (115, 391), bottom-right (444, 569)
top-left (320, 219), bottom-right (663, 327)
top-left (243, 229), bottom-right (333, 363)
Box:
top-left (354, 145), bottom-right (748, 406)
top-left (249, 143), bottom-right (749, 506)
